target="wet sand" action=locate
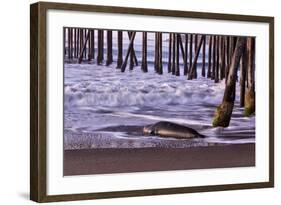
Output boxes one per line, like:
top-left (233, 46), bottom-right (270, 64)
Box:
top-left (64, 143), bottom-right (255, 176)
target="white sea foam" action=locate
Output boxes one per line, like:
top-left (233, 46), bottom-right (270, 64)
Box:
top-left (64, 65), bottom-right (225, 108)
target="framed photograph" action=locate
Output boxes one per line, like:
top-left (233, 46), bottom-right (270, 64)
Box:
top-left (30, 1), bottom-right (274, 202)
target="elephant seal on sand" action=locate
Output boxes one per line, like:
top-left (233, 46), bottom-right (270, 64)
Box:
top-left (143, 121), bottom-right (205, 139)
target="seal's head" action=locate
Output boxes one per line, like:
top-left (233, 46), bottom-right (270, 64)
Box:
top-left (143, 125), bottom-right (154, 135)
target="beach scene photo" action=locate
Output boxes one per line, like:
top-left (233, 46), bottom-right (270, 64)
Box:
top-left (63, 28), bottom-right (255, 176)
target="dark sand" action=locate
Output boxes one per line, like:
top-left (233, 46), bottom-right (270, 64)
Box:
top-left (64, 144), bottom-right (255, 176)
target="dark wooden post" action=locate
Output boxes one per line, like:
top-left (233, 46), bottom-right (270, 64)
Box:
top-left (194, 34), bottom-right (198, 78)
top-left (116, 31), bottom-right (123, 68)
top-left (214, 36), bottom-right (220, 83)
top-left (158, 32), bottom-right (163, 74)
top-left (87, 29), bottom-right (92, 61)
top-left (183, 34), bottom-right (188, 75)
top-left (167, 33), bottom-right (172, 73)
top-left (175, 34), bottom-right (180, 76)
top-left (90, 29), bottom-right (95, 60)
top-left (73, 28), bottom-right (77, 58)
top-left (212, 37), bottom-right (247, 127)
top-left (67, 28), bottom-right (71, 59)
top-left (63, 28), bottom-right (66, 57)
top-left (80, 29), bottom-right (83, 58)
top-left (184, 34), bottom-right (188, 75)
top-left (78, 28), bottom-right (84, 57)
top-left (202, 35), bottom-right (206, 77)
top-left (79, 29), bottom-right (85, 58)
top-left (218, 36), bottom-right (223, 80)
top-left (70, 28), bottom-right (73, 59)
top-left (188, 34), bottom-right (193, 76)
top-left (84, 29), bottom-right (88, 59)
top-left (76, 28), bottom-right (80, 58)
top-left (80, 29), bottom-right (83, 60)
top-left (218, 36), bottom-right (226, 80)
top-left (78, 30), bottom-right (90, 64)
top-left (141, 32), bottom-right (148, 72)
top-left (88, 29), bottom-right (91, 60)
top-left (188, 35), bottom-right (205, 80)
top-left (207, 35), bottom-right (212, 78)
top-left (172, 33), bottom-right (176, 75)
top-left (76, 28), bottom-right (79, 58)
top-left (229, 36), bottom-right (234, 64)
top-left (212, 36), bottom-right (216, 80)
top-left (244, 37), bottom-right (255, 116)
top-left (71, 28), bottom-right (74, 59)
top-left (71, 28), bottom-right (72, 59)
top-left (121, 32), bottom-right (136, 72)
top-left (129, 32), bottom-right (134, 70)
top-left (97, 30), bottom-right (104, 65)
top-left (106, 30), bottom-right (113, 66)
top-left (154, 32), bottom-right (159, 73)
top-left (221, 36), bottom-right (226, 80)
top-left (75, 28), bottom-right (80, 58)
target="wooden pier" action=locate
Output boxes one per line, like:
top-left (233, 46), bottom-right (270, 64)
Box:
top-left (64, 27), bottom-right (255, 127)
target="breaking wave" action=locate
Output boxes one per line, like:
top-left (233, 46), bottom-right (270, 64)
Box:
top-left (64, 65), bottom-right (225, 108)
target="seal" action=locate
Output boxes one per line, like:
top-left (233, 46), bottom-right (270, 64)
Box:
top-left (143, 121), bottom-right (205, 139)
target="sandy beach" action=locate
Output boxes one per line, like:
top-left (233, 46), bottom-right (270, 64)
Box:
top-left (64, 143), bottom-right (255, 176)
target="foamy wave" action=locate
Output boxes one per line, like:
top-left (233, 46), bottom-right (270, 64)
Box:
top-left (64, 65), bottom-right (225, 108)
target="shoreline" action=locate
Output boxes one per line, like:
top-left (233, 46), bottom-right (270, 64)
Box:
top-left (64, 143), bottom-right (255, 176)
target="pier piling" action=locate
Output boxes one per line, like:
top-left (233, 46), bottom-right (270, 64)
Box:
top-left (116, 31), bottom-right (123, 68)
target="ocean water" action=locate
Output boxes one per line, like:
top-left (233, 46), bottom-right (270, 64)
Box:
top-left (64, 32), bottom-right (255, 150)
